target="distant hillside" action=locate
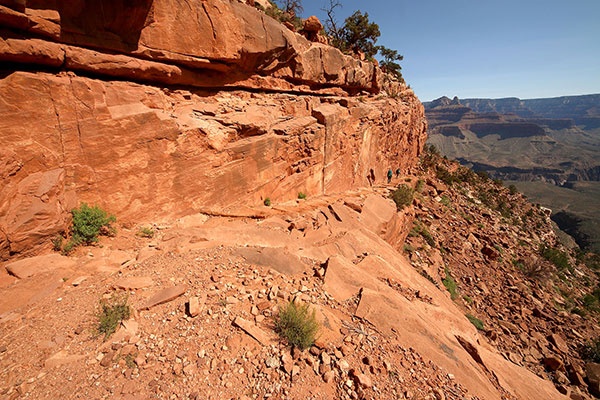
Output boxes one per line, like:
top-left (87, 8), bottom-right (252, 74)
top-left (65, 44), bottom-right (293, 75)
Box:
top-left (460, 95), bottom-right (600, 129)
top-left (424, 94), bottom-right (600, 251)
top-left (424, 94), bottom-right (600, 184)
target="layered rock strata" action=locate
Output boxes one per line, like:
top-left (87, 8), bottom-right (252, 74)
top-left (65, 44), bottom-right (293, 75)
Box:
top-left (0, 0), bottom-right (426, 258)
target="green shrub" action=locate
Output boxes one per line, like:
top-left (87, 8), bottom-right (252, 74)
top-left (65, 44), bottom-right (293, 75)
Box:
top-left (137, 227), bottom-right (154, 238)
top-left (264, 197), bottom-right (271, 206)
top-left (466, 314), bottom-right (485, 330)
top-left (539, 244), bottom-right (571, 271)
top-left (476, 171), bottom-right (490, 180)
top-left (391, 185), bottom-right (414, 210)
top-left (463, 295), bottom-right (473, 304)
top-left (426, 144), bottom-right (439, 156)
top-left (580, 337), bottom-right (600, 363)
top-left (582, 293), bottom-right (600, 312)
top-left (442, 267), bottom-right (458, 300)
top-left (403, 243), bottom-right (415, 253)
top-left (264, 0), bottom-right (302, 29)
top-left (61, 240), bottom-right (76, 255)
top-left (415, 179), bottom-right (424, 192)
top-left (436, 166), bottom-right (457, 185)
top-left (71, 203), bottom-right (116, 245)
top-left (440, 196), bottom-right (450, 207)
top-left (298, 192), bottom-right (307, 200)
top-left (274, 300), bottom-right (319, 350)
top-left (572, 307), bottom-right (587, 317)
top-left (52, 235), bottom-right (63, 252)
top-left (410, 220), bottom-right (436, 247)
top-left (97, 295), bottom-right (130, 340)
top-left (508, 184), bottom-right (518, 195)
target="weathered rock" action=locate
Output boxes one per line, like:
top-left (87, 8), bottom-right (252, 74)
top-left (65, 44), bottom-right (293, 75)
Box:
top-left (352, 371), bottom-right (372, 388)
top-left (303, 16), bottom-right (323, 32)
top-left (549, 333), bottom-right (568, 354)
top-left (586, 362), bottom-right (600, 397)
top-left (0, 70), bottom-right (425, 258)
top-left (543, 356), bottom-right (564, 371)
top-left (232, 317), bottom-right (273, 346)
top-left (140, 285), bottom-right (187, 309)
top-left (45, 350), bottom-right (85, 368)
top-left (5, 254), bottom-right (76, 279)
top-left (0, 168), bottom-right (76, 258)
top-left (114, 277), bottom-right (153, 290)
top-left (188, 293), bottom-right (206, 317)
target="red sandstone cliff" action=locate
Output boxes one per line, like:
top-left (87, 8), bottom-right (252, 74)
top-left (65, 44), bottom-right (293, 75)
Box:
top-left (0, 0), bottom-right (427, 259)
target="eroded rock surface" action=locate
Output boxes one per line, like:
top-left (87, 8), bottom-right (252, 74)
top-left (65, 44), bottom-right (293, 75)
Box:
top-left (0, 0), bottom-right (425, 259)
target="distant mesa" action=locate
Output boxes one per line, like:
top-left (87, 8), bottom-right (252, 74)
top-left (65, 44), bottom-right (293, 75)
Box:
top-left (424, 93), bottom-right (600, 183)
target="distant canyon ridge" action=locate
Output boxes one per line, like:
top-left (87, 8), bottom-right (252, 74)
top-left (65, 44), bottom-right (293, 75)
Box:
top-left (425, 94), bottom-right (600, 183)
top-left (425, 94), bottom-right (600, 252)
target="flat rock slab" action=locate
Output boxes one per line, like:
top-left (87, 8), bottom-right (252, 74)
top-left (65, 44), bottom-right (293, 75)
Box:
top-left (233, 247), bottom-right (307, 276)
top-left (5, 254), bottom-right (76, 279)
top-left (233, 317), bottom-right (274, 346)
top-left (114, 277), bottom-right (153, 290)
top-left (139, 285), bottom-right (187, 310)
top-left (45, 350), bottom-right (85, 368)
top-left (71, 276), bottom-right (89, 286)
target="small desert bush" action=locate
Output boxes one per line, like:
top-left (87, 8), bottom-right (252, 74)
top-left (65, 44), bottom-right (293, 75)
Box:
top-left (580, 337), bottom-right (600, 363)
top-left (521, 259), bottom-right (552, 281)
top-left (436, 166), bottom-right (457, 185)
top-left (59, 203), bottom-right (116, 254)
top-left (97, 295), bottom-right (130, 340)
top-left (415, 179), bottom-right (424, 192)
top-left (476, 171), bottom-right (490, 181)
top-left (410, 220), bottom-right (436, 247)
top-left (137, 227), bottom-right (154, 238)
top-left (298, 192), bottom-right (307, 200)
top-left (466, 314), bottom-right (484, 330)
top-left (539, 244), bottom-right (571, 271)
top-left (71, 203), bottom-right (116, 244)
top-left (274, 300), bottom-right (319, 350)
top-left (440, 196), bottom-right (451, 207)
top-left (264, 197), bottom-right (271, 206)
top-left (442, 267), bottom-right (458, 300)
top-left (52, 235), bottom-right (63, 252)
top-left (391, 185), bottom-right (414, 210)
top-left (508, 184), bottom-right (518, 195)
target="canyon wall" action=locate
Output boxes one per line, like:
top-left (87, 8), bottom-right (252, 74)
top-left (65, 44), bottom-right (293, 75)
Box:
top-left (0, 0), bottom-right (427, 259)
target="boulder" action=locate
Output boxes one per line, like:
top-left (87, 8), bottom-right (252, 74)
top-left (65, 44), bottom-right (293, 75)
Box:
top-left (586, 362), bottom-right (600, 397)
top-left (303, 16), bottom-right (323, 33)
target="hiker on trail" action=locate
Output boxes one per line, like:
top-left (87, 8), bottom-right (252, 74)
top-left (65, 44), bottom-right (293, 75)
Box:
top-left (387, 168), bottom-right (393, 183)
top-left (368, 168), bottom-right (375, 186)
top-left (396, 168), bottom-right (401, 178)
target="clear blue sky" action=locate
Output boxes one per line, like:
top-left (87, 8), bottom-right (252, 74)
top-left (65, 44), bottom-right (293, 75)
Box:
top-left (300, 0), bottom-right (600, 102)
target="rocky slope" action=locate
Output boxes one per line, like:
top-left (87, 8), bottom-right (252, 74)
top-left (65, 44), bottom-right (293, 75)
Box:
top-left (0, 0), bottom-right (426, 260)
top-left (424, 96), bottom-right (600, 253)
top-left (3, 149), bottom-right (600, 399)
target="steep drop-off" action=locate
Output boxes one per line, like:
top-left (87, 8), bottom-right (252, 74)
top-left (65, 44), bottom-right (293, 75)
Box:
top-left (0, 0), bottom-right (426, 259)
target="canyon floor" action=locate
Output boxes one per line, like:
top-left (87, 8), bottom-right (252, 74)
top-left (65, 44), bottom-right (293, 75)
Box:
top-left (1, 152), bottom-right (599, 400)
